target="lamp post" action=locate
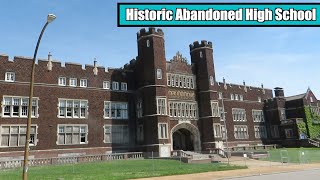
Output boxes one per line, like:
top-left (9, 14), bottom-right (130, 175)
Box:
top-left (221, 96), bottom-right (230, 165)
top-left (23, 14), bottom-right (56, 180)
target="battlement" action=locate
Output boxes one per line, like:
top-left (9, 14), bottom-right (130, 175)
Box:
top-left (137, 27), bottom-right (164, 39)
top-left (189, 40), bottom-right (213, 51)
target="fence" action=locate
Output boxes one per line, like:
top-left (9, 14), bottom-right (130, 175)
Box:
top-left (0, 152), bottom-right (144, 170)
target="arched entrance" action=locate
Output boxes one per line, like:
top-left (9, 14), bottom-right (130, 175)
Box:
top-left (171, 123), bottom-right (201, 152)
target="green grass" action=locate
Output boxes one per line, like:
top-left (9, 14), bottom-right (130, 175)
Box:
top-left (0, 159), bottom-right (245, 180)
top-left (263, 148), bottom-right (320, 163)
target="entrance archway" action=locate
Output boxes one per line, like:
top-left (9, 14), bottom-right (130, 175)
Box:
top-left (171, 123), bottom-right (201, 152)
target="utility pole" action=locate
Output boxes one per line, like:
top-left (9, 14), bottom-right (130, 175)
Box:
top-left (221, 96), bottom-right (230, 165)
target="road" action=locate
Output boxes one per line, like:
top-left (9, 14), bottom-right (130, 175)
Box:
top-left (226, 169), bottom-right (320, 180)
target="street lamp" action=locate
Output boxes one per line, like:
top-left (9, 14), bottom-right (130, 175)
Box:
top-left (23, 14), bottom-right (56, 180)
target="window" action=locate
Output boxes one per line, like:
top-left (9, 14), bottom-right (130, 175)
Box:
top-left (211, 101), bottom-right (220, 117)
top-left (254, 126), bottom-right (267, 139)
top-left (158, 123), bottom-right (168, 139)
top-left (104, 101), bottom-right (128, 119)
top-left (80, 79), bottom-right (87, 87)
top-left (167, 74), bottom-right (171, 86)
top-left (5, 72), bottom-right (15, 82)
top-left (271, 125), bottom-right (280, 138)
top-left (310, 106), bottom-right (320, 116)
top-left (285, 129), bottom-right (294, 138)
top-left (136, 99), bottom-right (143, 118)
top-left (239, 95), bottom-right (244, 101)
top-left (218, 92), bottom-right (223, 99)
top-left (1, 125), bottom-right (37, 147)
top-left (69, 78), bottom-right (77, 87)
top-left (280, 108), bottom-right (286, 121)
top-left (103, 81), bottom-right (110, 89)
top-left (199, 51), bottom-right (203, 58)
top-left (146, 39), bottom-right (150, 47)
top-left (167, 73), bottom-right (195, 89)
top-left (230, 94), bottom-right (234, 100)
top-left (252, 110), bottom-right (264, 122)
top-left (58, 77), bottom-right (66, 86)
top-left (219, 107), bottom-right (225, 121)
top-left (156, 69), bottom-right (162, 79)
top-left (156, 97), bottom-right (167, 115)
top-left (2, 96), bottom-right (38, 118)
top-left (112, 82), bottom-right (119, 90)
top-left (221, 125), bottom-right (226, 139)
top-left (104, 125), bottom-right (128, 144)
top-left (137, 125), bottom-right (144, 142)
top-left (235, 94), bottom-right (239, 101)
top-left (168, 101), bottom-right (198, 119)
top-left (210, 76), bottom-right (214, 86)
top-left (232, 108), bottom-right (246, 121)
top-left (258, 97), bottom-right (262, 103)
top-left (234, 125), bottom-right (248, 139)
top-left (58, 99), bottom-right (88, 118)
top-left (57, 125), bottom-right (88, 145)
top-left (213, 124), bottom-right (222, 138)
top-left (310, 97), bottom-right (314, 103)
top-left (121, 82), bottom-right (127, 91)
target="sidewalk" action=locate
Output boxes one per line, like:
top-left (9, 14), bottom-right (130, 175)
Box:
top-left (135, 159), bottom-right (320, 180)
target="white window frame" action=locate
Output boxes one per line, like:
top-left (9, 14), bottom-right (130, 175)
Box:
top-left (210, 76), bottom-right (214, 86)
top-left (112, 81), bottom-right (119, 90)
top-left (235, 94), bottom-right (239, 101)
top-left (280, 108), bottom-right (286, 121)
top-left (58, 77), bottom-right (66, 86)
top-left (57, 124), bottom-right (88, 145)
top-left (232, 108), bottom-right (247, 122)
top-left (80, 79), bottom-right (87, 88)
top-left (219, 107), bottom-right (225, 121)
top-left (252, 110), bottom-right (265, 122)
top-left (234, 125), bottom-right (249, 139)
top-left (136, 99), bottom-right (143, 118)
top-left (156, 69), bottom-right (162, 79)
top-left (168, 101), bottom-right (198, 119)
top-left (239, 95), bottom-right (244, 101)
top-left (213, 124), bottom-right (222, 138)
top-left (2, 96), bottom-right (39, 118)
top-left (230, 94), bottom-right (234, 100)
top-left (58, 99), bottom-right (88, 119)
top-left (5, 72), bottom-right (15, 82)
top-left (69, 78), bottom-right (77, 87)
top-left (0, 124), bottom-right (38, 147)
top-left (104, 125), bottom-right (129, 144)
top-left (258, 97), bottom-right (262, 103)
top-left (211, 101), bottom-right (220, 117)
top-left (254, 125), bottom-right (267, 139)
top-left (121, 82), bottom-right (127, 91)
top-left (156, 97), bottom-right (167, 115)
top-left (158, 123), bottom-right (168, 139)
top-left (103, 81), bottom-right (110, 89)
top-left (218, 92), bottom-right (223, 99)
top-left (104, 101), bottom-right (128, 119)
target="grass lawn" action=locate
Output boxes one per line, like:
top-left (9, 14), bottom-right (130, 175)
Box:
top-left (263, 148), bottom-right (320, 163)
top-left (0, 159), bottom-right (246, 180)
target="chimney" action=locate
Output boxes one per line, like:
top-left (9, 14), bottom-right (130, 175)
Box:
top-left (93, 58), bottom-right (98, 76)
top-left (47, 52), bottom-right (53, 71)
top-left (274, 87), bottom-right (284, 97)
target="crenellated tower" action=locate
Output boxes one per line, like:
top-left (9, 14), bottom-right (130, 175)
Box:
top-left (190, 40), bottom-right (220, 150)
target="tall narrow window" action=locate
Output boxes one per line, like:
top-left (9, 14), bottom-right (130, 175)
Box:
top-left (167, 74), bottom-right (171, 86)
top-left (280, 108), bottom-right (286, 121)
top-left (211, 101), bottom-right (220, 117)
top-left (103, 81), bottom-right (110, 89)
top-left (230, 94), bottom-right (234, 100)
top-left (157, 69), bottom-right (162, 79)
top-left (112, 81), bottom-right (119, 90)
top-left (271, 125), bottom-right (280, 138)
top-left (156, 97), bottom-right (167, 115)
top-left (80, 79), bottom-right (87, 87)
top-left (58, 77), bottom-right (66, 86)
top-left (146, 40), bottom-right (150, 47)
top-left (121, 82), bottom-right (127, 91)
top-left (69, 78), bottom-right (77, 87)
top-left (258, 97), bottom-right (262, 103)
top-left (158, 123), bottom-right (168, 139)
top-left (210, 76), bottom-right (214, 86)
top-left (5, 72), bottom-right (15, 82)
top-left (136, 99), bottom-right (143, 118)
top-left (199, 51), bottom-right (203, 58)
top-left (213, 124), bottom-right (222, 138)
top-left (218, 92), bottom-right (223, 99)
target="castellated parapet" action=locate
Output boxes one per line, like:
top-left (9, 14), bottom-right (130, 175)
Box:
top-left (189, 40), bottom-right (213, 51)
top-left (137, 27), bottom-right (164, 39)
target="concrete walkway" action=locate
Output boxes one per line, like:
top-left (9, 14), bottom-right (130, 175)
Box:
top-left (134, 158), bottom-right (320, 180)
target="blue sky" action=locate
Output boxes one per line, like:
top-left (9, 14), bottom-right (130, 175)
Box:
top-left (0, 0), bottom-right (319, 98)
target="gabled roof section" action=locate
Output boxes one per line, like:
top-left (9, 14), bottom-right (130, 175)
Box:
top-left (285, 93), bottom-right (306, 101)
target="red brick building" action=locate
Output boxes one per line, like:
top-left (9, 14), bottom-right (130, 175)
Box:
top-left (0, 28), bottom-right (318, 159)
